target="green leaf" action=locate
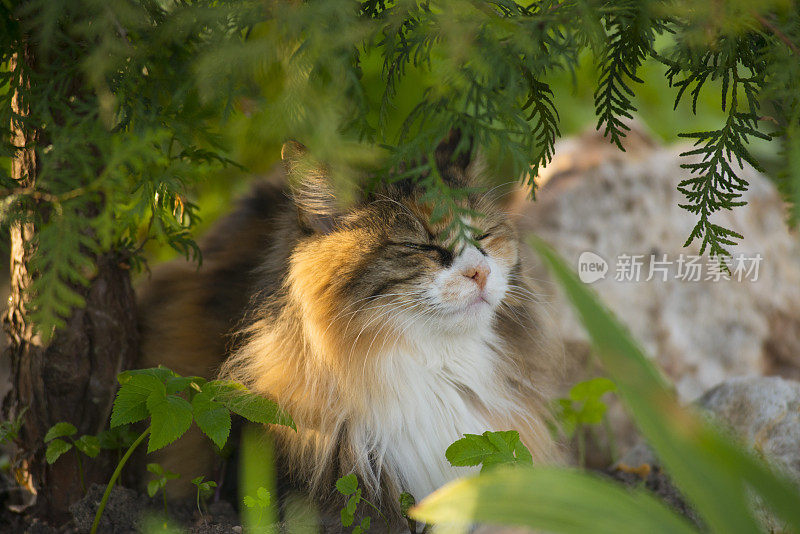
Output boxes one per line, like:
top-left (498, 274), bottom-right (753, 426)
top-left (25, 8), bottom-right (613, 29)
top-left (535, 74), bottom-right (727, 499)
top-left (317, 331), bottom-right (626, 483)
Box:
top-left (569, 377), bottom-right (616, 401)
top-left (243, 486), bottom-right (270, 509)
top-left (445, 434), bottom-right (496, 467)
top-left (513, 441), bottom-right (533, 466)
top-left (193, 476), bottom-right (217, 499)
top-left (529, 236), bottom-right (800, 532)
top-left (399, 492), bottom-right (416, 517)
top-left (214, 384), bottom-right (295, 430)
top-left (336, 473), bottom-right (358, 495)
top-left (44, 422), bottom-right (77, 442)
top-left (411, 467), bottom-right (697, 534)
top-left (146, 393), bottom-right (193, 453)
top-left (340, 508), bottom-right (354, 527)
top-left (119, 367), bottom-right (175, 384)
top-left (97, 426), bottom-right (138, 450)
top-left (110, 374), bottom-right (164, 428)
top-left (446, 431), bottom-right (529, 472)
top-left (166, 376), bottom-right (195, 395)
top-left (74, 435), bottom-right (101, 458)
top-left (147, 463), bottom-right (165, 476)
top-left (353, 516), bottom-right (371, 534)
top-left (45, 439), bottom-right (73, 464)
top-left (192, 391), bottom-right (231, 449)
top-left (147, 479), bottom-right (164, 498)
top-left (346, 489), bottom-right (361, 515)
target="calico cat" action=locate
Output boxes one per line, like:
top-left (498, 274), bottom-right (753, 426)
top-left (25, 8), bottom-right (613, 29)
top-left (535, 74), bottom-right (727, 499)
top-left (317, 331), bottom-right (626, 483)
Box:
top-left (137, 131), bottom-right (561, 527)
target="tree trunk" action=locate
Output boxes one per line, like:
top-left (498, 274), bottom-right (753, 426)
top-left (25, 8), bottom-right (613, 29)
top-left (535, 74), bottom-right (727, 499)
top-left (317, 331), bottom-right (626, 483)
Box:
top-left (4, 43), bottom-right (139, 524)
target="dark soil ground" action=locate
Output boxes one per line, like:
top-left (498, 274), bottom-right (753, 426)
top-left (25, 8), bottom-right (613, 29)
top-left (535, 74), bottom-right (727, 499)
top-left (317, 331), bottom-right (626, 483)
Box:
top-left (2, 484), bottom-right (242, 534)
top-left (0, 464), bottom-right (700, 533)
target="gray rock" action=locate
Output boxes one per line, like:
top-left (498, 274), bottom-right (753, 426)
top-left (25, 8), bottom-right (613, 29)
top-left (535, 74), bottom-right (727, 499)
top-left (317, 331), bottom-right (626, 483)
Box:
top-left (510, 123), bottom-right (800, 462)
top-left (612, 376), bottom-right (800, 531)
top-left (697, 376), bottom-right (800, 481)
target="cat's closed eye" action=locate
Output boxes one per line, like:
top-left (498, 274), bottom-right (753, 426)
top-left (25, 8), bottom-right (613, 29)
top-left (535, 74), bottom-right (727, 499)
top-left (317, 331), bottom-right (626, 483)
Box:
top-left (398, 241), bottom-right (453, 266)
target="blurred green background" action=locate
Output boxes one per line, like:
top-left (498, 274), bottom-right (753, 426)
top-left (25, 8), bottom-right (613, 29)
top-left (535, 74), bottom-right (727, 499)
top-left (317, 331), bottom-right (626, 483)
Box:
top-left (0, 34), bottom-right (777, 266)
top-left (178, 36), bottom-right (776, 264)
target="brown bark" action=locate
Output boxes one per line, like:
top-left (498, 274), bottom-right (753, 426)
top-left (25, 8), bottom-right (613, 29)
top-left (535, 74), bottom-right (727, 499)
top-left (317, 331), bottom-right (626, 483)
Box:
top-left (4, 43), bottom-right (139, 523)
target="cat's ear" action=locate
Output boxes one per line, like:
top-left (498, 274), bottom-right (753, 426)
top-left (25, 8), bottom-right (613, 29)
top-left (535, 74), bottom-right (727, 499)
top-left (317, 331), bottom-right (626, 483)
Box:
top-left (433, 128), bottom-right (476, 187)
top-left (281, 140), bottom-right (340, 234)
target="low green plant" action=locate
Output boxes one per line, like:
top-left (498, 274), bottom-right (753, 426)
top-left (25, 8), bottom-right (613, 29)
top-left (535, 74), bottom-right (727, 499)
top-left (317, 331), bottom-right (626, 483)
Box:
top-left (336, 473), bottom-right (388, 534)
top-left (147, 463), bottom-right (180, 516)
top-left (96, 425), bottom-right (140, 462)
top-left (85, 366), bottom-right (294, 534)
top-left (0, 408), bottom-right (26, 445)
top-left (191, 475), bottom-right (217, 516)
top-left (243, 486), bottom-right (272, 528)
top-left (399, 492), bottom-right (432, 534)
top-left (44, 422), bottom-right (100, 492)
top-left (446, 430), bottom-right (533, 473)
top-left (411, 237), bottom-right (800, 534)
top-left (552, 377), bottom-right (618, 466)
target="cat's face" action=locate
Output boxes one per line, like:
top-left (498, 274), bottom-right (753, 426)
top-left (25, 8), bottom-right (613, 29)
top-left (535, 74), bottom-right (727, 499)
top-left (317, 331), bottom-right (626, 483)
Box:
top-left (289, 192), bottom-right (518, 344)
top-left (284, 139), bottom-right (521, 350)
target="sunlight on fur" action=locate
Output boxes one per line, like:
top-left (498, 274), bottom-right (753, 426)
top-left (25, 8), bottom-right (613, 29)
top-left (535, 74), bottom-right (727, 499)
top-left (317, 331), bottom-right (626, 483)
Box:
top-left (138, 130), bottom-right (562, 528)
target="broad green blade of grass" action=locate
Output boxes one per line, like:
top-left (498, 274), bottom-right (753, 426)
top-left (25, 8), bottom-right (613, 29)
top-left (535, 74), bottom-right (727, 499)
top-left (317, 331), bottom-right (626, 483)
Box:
top-left (526, 236), bottom-right (800, 533)
top-left (241, 424), bottom-right (278, 534)
top-left (412, 466), bottom-right (698, 534)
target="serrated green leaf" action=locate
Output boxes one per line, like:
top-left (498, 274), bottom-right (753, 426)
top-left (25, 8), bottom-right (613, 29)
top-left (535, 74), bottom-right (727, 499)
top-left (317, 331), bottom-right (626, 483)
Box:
top-left (341, 507), bottom-right (355, 527)
top-left (336, 473), bottom-right (358, 495)
top-left (44, 422), bottom-right (77, 442)
top-left (445, 434), bottom-right (495, 467)
top-left (146, 394), bottom-right (193, 453)
top-left (217, 386), bottom-right (295, 430)
top-left (192, 391), bottom-right (231, 449)
top-left (257, 486), bottom-right (271, 505)
top-left (166, 376), bottom-right (194, 395)
top-left (74, 434), bottom-right (101, 458)
top-left (447, 431), bottom-right (530, 472)
top-left (514, 441), bottom-right (533, 466)
top-left (243, 495), bottom-right (258, 508)
top-left (45, 439), bottom-right (73, 464)
top-left (110, 374), bottom-right (164, 428)
top-left (119, 367), bottom-right (175, 384)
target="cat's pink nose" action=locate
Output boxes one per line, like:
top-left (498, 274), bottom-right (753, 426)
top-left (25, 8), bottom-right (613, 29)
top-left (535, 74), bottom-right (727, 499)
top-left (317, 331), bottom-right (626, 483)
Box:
top-left (462, 263), bottom-right (490, 290)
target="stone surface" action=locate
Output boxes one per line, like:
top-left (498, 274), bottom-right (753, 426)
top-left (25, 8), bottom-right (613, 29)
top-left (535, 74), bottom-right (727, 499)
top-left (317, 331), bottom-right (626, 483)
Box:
top-left (611, 376), bottom-right (800, 530)
top-left (696, 376), bottom-right (800, 480)
top-left (510, 124), bottom-right (800, 461)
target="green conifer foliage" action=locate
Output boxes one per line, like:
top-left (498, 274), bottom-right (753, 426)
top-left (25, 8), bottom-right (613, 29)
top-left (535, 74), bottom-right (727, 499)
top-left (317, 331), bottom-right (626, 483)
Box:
top-left (2, 0), bottom-right (799, 334)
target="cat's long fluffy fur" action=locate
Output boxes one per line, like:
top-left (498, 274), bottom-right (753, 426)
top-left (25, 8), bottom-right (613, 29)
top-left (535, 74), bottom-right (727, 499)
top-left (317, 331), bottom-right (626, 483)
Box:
top-left (138, 132), bottom-right (561, 526)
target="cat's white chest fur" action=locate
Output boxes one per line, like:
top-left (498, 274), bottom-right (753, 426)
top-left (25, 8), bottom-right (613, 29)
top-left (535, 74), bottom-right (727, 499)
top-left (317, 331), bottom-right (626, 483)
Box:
top-left (357, 331), bottom-right (510, 500)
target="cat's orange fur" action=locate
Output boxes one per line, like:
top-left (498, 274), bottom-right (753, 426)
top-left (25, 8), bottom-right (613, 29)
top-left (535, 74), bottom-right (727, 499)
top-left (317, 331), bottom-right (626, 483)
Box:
top-left (137, 131), bottom-right (562, 527)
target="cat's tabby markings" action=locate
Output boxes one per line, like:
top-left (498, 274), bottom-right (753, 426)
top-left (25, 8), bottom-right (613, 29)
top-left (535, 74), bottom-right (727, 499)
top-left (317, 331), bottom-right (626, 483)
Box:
top-left (138, 131), bottom-right (561, 528)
